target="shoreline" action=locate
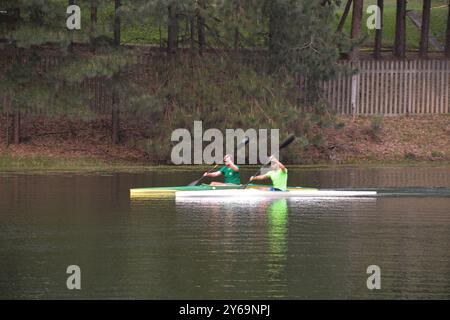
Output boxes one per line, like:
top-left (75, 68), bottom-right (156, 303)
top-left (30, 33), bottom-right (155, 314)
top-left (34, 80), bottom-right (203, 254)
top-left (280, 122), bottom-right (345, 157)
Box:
top-left (1, 153), bottom-right (450, 174)
top-left (1, 114), bottom-right (449, 172)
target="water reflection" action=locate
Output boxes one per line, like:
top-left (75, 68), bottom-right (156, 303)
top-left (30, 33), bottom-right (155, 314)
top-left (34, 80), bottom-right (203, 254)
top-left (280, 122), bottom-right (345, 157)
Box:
top-left (2, 167), bottom-right (450, 299)
top-left (267, 200), bottom-right (288, 283)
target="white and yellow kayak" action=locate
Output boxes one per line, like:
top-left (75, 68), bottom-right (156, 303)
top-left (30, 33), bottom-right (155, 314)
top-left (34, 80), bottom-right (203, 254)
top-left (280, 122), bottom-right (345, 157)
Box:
top-left (175, 189), bottom-right (377, 199)
top-left (130, 184), bottom-right (316, 199)
top-left (130, 184), bottom-right (376, 199)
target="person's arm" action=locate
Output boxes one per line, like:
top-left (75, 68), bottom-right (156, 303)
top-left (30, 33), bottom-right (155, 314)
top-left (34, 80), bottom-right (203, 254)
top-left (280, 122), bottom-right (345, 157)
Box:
top-left (270, 156), bottom-right (286, 173)
top-left (204, 171), bottom-right (222, 178)
top-left (228, 162), bottom-right (239, 172)
top-left (224, 156), bottom-right (239, 172)
top-left (250, 174), bottom-right (268, 182)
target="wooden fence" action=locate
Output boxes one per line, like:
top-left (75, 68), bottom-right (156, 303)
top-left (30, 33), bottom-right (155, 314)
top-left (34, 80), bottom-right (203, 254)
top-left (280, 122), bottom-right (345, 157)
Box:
top-left (323, 60), bottom-right (450, 115)
top-left (1, 55), bottom-right (450, 116)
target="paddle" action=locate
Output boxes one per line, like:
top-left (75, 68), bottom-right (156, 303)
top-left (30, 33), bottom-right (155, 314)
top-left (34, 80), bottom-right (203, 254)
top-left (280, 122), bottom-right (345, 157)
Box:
top-left (241, 133), bottom-right (296, 189)
top-left (187, 137), bottom-right (250, 186)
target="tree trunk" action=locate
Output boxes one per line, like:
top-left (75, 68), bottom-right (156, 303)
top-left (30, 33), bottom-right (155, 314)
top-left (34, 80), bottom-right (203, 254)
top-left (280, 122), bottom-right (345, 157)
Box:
top-left (112, 95), bottom-right (120, 145)
top-left (267, 1), bottom-right (278, 53)
top-left (350, 0), bottom-right (363, 61)
top-left (91, 3), bottom-right (97, 24)
top-left (6, 111), bottom-right (10, 147)
top-left (234, 2), bottom-right (240, 50)
top-left (13, 109), bottom-right (20, 145)
top-left (68, 1), bottom-right (75, 52)
top-left (336, 0), bottom-right (353, 33)
top-left (446, 1), bottom-right (450, 57)
top-left (419, 0), bottom-right (431, 58)
top-left (168, 1), bottom-right (178, 55)
top-left (190, 14), bottom-right (196, 53)
top-left (197, 0), bottom-right (206, 55)
top-left (374, 0), bottom-right (384, 59)
top-left (90, 2), bottom-right (97, 52)
top-left (114, 0), bottom-right (121, 47)
top-left (111, 0), bottom-right (122, 144)
top-left (394, 0), bottom-right (407, 58)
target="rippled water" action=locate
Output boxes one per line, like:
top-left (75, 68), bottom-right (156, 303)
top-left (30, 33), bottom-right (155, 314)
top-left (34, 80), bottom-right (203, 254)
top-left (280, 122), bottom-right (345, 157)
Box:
top-left (1, 166), bottom-right (450, 299)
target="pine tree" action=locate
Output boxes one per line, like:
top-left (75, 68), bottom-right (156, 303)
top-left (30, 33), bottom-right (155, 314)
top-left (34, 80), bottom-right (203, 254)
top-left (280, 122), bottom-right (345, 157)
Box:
top-left (419, 0), bottom-right (431, 58)
top-left (0, 0), bottom-right (89, 145)
top-left (263, 0), bottom-right (351, 106)
top-left (394, 0), bottom-right (407, 58)
top-left (0, 0), bottom-right (155, 145)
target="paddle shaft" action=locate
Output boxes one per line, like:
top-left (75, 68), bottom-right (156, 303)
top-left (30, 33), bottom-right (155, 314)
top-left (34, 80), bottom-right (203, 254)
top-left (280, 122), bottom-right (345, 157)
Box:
top-left (187, 164), bottom-right (219, 187)
top-left (188, 137), bottom-right (249, 186)
top-left (242, 134), bottom-right (295, 189)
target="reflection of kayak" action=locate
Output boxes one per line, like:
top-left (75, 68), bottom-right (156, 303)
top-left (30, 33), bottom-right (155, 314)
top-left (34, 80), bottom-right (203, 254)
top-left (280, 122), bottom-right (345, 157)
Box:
top-left (175, 189), bottom-right (377, 199)
top-left (130, 184), bottom-right (317, 199)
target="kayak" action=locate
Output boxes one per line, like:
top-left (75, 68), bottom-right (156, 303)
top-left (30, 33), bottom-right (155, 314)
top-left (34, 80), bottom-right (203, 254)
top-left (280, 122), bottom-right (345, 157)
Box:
top-left (175, 189), bottom-right (377, 199)
top-left (130, 184), bottom-right (317, 199)
top-left (130, 184), bottom-right (238, 198)
top-left (130, 184), bottom-right (377, 199)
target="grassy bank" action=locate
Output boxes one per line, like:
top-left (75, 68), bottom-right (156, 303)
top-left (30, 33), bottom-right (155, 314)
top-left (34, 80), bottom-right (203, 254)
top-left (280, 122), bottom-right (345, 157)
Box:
top-left (0, 114), bottom-right (450, 171)
top-left (1, 152), bottom-right (450, 173)
top-left (0, 153), bottom-right (126, 172)
top-left (1, 114), bottom-right (449, 172)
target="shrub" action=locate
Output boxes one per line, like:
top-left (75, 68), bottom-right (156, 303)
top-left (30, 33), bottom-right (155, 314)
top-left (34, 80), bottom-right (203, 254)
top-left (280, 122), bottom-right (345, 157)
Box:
top-left (368, 114), bottom-right (383, 141)
top-left (404, 152), bottom-right (417, 161)
top-left (431, 151), bottom-right (444, 158)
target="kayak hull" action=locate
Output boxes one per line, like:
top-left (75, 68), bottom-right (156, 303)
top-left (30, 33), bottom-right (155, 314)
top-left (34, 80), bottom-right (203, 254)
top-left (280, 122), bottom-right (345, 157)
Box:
top-left (130, 184), bottom-right (316, 198)
top-left (130, 184), bottom-right (239, 198)
top-left (175, 189), bottom-right (377, 199)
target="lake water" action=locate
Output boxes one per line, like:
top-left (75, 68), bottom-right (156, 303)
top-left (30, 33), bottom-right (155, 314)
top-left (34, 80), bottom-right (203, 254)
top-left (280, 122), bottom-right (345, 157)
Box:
top-left (1, 166), bottom-right (450, 299)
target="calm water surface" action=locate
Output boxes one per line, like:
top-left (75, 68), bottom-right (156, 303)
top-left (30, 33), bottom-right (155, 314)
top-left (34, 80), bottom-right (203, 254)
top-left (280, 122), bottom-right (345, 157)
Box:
top-left (1, 166), bottom-right (450, 299)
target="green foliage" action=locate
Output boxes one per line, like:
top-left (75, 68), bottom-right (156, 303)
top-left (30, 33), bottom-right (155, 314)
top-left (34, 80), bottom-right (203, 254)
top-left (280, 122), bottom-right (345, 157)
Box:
top-left (404, 152), bottom-right (417, 160)
top-left (431, 150), bottom-right (444, 158)
top-left (58, 50), bottom-right (137, 81)
top-left (368, 114), bottom-right (383, 140)
top-left (0, 0), bottom-right (359, 158)
top-left (0, 1), bottom-right (153, 118)
top-left (264, 0), bottom-right (352, 101)
top-left (131, 55), bottom-right (335, 160)
top-left (310, 133), bottom-right (326, 148)
top-left (335, 121), bottom-right (346, 129)
top-left (337, 0), bottom-right (449, 50)
top-left (32, 0), bottom-right (447, 50)
top-left (0, 1), bottom-right (78, 115)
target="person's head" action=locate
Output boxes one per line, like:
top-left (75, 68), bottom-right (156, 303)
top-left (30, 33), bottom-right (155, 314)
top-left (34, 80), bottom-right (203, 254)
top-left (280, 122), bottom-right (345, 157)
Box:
top-left (224, 154), bottom-right (232, 164)
top-left (270, 160), bottom-right (279, 171)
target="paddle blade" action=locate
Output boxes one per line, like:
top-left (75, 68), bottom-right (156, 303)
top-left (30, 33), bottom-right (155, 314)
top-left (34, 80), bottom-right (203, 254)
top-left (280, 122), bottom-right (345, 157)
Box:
top-left (279, 134), bottom-right (296, 150)
top-left (236, 136), bottom-right (250, 150)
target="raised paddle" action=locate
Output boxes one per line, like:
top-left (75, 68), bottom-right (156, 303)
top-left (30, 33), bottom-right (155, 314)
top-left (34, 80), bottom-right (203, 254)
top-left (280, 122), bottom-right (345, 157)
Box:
top-left (187, 136), bottom-right (250, 186)
top-left (241, 133), bottom-right (296, 189)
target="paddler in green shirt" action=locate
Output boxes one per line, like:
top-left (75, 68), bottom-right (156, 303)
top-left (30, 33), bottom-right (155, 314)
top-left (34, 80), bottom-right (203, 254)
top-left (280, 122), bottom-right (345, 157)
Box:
top-left (250, 156), bottom-right (288, 191)
top-left (203, 154), bottom-right (241, 186)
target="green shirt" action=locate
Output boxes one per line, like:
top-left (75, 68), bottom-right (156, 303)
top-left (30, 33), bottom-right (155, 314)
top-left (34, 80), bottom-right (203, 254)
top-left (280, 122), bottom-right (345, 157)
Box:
top-left (265, 169), bottom-right (288, 191)
top-left (219, 165), bottom-right (240, 184)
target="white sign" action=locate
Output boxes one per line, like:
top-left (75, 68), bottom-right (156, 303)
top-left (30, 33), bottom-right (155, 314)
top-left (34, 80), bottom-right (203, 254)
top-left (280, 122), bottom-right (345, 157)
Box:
top-left (366, 265), bottom-right (381, 290)
top-left (66, 5), bottom-right (81, 30)
top-left (367, 5), bottom-right (382, 30)
top-left (66, 265), bottom-right (81, 290)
